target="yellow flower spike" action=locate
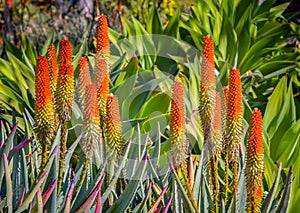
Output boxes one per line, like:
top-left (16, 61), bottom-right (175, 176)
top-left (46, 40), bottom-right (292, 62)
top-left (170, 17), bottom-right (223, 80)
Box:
top-left (170, 80), bottom-right (187, 170)
top-left (106, 94), bottom-right (124, 156)
top-left (245, 108), bottom-right (264, 213)
top-left (225, 68), bottom-right (243, 195)
top-left (34, 56), bottom-right (54, 170)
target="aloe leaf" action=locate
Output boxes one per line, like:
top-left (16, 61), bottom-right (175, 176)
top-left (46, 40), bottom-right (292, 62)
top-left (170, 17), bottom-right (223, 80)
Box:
top-left (275, 166), bottom-right (294, 213)
top-left (133, 182), bottom-right (153, 213)
top-left (43, 178), bottom-right (58, 206)
top-left (15, 171), bottom-right (48, 213)
top-left (106, 154), bottom-right (148, 213)
top-left (3, 154), bottom-right (13, 213)
top-left (37, 188), bottom-right (43, 213)
top-left (7, 136), bottom-right (33, 160)
top-left (163, 194), bottom-right (173, 213)
top-left (101, 140), bottom-right (132, 203)
top-left (95, 189), bottom-right (102, 213)
top-left (75, 177), bottom-right (104, 213)
top-left (70, 159), bottom-right (107, 211)
top-left (262, 162), bottom-right (282, 213)
top-left (171, 163), bottom-right (196, 213)
top-left (148, 186), bottom-right (168, 212)
top-left (0, 123), bottom-right (17, 186)
top-left (18, 188), bottom-right (25, 207)
top-left (64, 173), bottom-right (75, 213)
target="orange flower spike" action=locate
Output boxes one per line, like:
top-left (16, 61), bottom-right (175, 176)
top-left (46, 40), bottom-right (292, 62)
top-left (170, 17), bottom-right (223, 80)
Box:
top-left (199, 35), bottom-right (216, 145)
top-left (245, 108), bottom-right (264, 213)
top-left (170, 80), bottom-right (185, 140)
top-left (106, 94), bottom-right (124, 155)
top-left (96, 14), bottom-right (110, 58)
top-left (59, 39), bottom-right (72, 64)
top-left (77, 57), bottom-right (91, 109)
top-left (35, 56), bottom-right (54, 115)
top-left (47, 45), bottom-right (58, 96)
top-left (34, 56), bottom-right (54, 168)
top-left (225, 68), bottom-right (243, 194)
top-left (170, 80), bottom-right (188, 170)
top-left (56, 63), bottom-right (74, 122)
top-left (226, 68), bottom-right (243, 159)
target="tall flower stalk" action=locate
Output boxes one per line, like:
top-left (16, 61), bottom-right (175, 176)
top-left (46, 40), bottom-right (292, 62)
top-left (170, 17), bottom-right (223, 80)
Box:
top-left (199, 35), bottom-right (216, 150)
top-left (95, 14), bottom-right (110, 154)
top-left (224, 68), bottom-right (243, 200)
top-left (34, 56), bottom-right (54, 170)
top-left (170, 80), bottom-right (187, 172)
top-left (210, 92), bottom-right (222, 209)
top-left (245, 108), bottom-right (264, 213)
top-left (77, 83), bottom-right (101, 191)
top-left (56, 39), bottom-right (74, 191)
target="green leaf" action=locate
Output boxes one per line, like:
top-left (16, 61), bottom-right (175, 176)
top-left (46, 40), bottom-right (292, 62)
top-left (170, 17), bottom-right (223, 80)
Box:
top-left (106, 157), bottom-right (147, 213)
top-left (275, 120), bottom-right (300, 167)
top-left (147, 3), bottom-right (163, 34)
top-left (3, 154), bottom-right (13, 213)
top-left (164, 9), bottom-right (180, 37)
top-left (275, 166), bottom-right (293, 213)
top-left (262, 163), bottom-right (282, 213)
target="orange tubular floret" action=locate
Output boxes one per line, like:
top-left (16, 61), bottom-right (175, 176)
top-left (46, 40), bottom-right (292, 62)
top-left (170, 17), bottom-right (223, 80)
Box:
top-left (96, 14), bottom-right (110, 55)
top-left (59, 39), bottom-right (72, 64)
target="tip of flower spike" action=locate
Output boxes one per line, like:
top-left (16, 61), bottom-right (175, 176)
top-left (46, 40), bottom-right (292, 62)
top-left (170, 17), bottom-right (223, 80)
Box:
top-left (248, 108), bottom-right (263, 155)
top-left (96, 14), bottom-right (110, 55)
top-left (228, 68), bottom-right (242, 120)
top-left (47, 45), bottom-right (58, 81)
top-left (59, 39), bottom-right (72, 64)
top-left (201, 35), bottom-right (215, 89)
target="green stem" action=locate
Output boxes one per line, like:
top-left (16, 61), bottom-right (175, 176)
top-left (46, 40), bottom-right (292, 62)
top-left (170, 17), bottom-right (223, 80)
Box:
top-left (58, 122), bottom-right (67, 192)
